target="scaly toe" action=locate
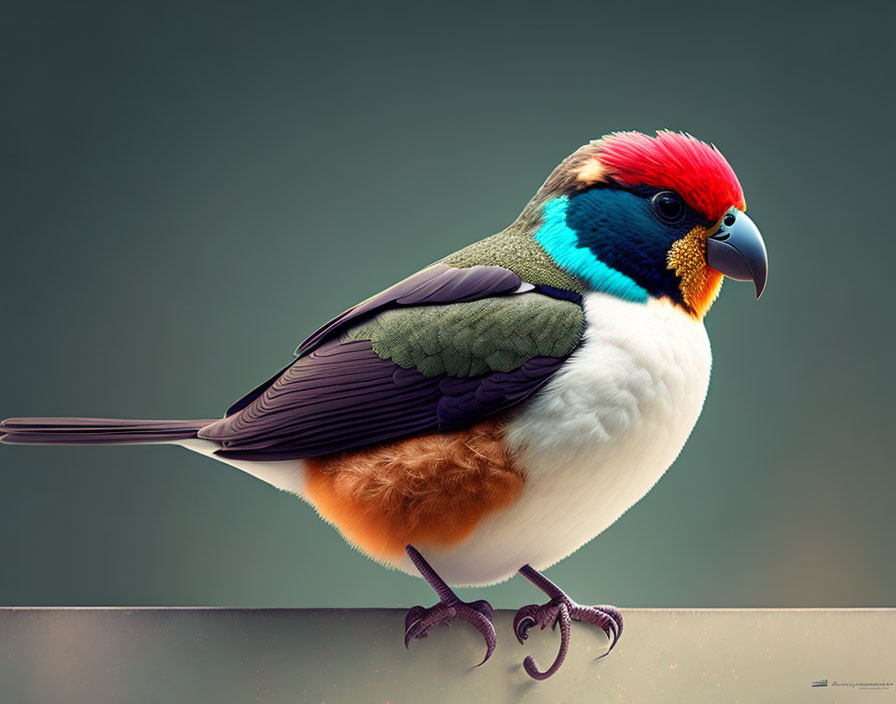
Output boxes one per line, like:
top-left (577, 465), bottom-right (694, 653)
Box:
top-left (513, 598), bottom-right (623, 678)
top-left (569, 603), bottom-right (624, 655)
top-left (513, 599), bottom-right (563, 643)
top-left (404, 602), bottom-right (455, 646)
top-left (404, 599), bottom-right (497, 666)
top-left (513, 600), bottom-right (571, 680)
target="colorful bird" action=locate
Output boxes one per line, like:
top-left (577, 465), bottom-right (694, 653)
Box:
top-left (0, 130), bottom-right (767, 679)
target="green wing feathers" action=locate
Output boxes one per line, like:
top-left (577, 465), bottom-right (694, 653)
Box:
top-left (342, 293), bottom-right (585, 377)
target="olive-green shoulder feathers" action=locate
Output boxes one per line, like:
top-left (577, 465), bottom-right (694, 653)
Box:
top-left (440, 231), bottom-right (585, 294)
top-left (342, 292), bottom-right (585, 378)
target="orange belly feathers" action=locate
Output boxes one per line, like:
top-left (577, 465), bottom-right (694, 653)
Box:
top-left (304, 418), bottom-right (525, 562)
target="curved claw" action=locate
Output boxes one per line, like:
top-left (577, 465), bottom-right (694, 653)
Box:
top-left (571, 603), bottom-right (624, 658)
top-left (404, 605), bottom-right (429, 648)
top-left (521, 601), bottom-right (571, 681)
top-left (456, 600), bottom-right (497, 666)
top-left (598, 605), bottom-right (624, 657)
top-left (403, 599), bottom-right (496, 666)
top-left (513, 604), bottom-right (539, 643)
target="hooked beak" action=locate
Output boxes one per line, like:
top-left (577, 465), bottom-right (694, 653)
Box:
top-left (706, 209), bottom-right (768, 298)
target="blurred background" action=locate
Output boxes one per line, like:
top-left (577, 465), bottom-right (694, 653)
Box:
top-left (1, 0), bottom-right (893, 610)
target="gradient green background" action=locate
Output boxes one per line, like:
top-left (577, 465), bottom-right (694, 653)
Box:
top-left (1, 1), bottom-right (893, 610)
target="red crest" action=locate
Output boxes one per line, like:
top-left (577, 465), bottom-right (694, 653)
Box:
top-left (595, 131), bottom-right (746, 222)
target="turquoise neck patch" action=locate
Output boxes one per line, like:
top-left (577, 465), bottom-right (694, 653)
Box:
top-left (535, 196), bottom-right (649, 304)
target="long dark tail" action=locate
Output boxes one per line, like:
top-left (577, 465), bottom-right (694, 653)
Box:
top-left (0, 417), bottom-right (216, 446)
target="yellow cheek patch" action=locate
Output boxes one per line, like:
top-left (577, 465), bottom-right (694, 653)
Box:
top-left (667, 225), bottom-right (724, 319)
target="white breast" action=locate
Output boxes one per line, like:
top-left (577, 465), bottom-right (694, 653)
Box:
top-left (417, 293), bottom-right (713, 586)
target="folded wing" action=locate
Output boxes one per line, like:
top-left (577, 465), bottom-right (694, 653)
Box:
top-left (200, 265), bottom-right (584, 460)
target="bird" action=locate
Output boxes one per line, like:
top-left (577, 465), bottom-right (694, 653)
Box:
top-left (1, 130), bottom-right (767, 680)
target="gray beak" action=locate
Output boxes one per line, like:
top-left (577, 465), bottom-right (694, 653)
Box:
top-left (705, 208), bottom-right (768, 298)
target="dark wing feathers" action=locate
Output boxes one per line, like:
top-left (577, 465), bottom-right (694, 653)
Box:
top-left (208, 340), bottom-right (443, 459)
top-left (435, 357), bottom-right (568, 426)
top-left (224, 264), bottom-right (523, 417)
top-left (203, 265), bottom-right (584, 460)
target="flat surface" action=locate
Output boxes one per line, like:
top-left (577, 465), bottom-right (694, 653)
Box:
top-left (0, 608), bottom-right (893, 703)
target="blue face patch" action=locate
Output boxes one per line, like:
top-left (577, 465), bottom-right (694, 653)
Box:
top-left (535, 196), bottom-right (649, 304)
top-left (536, 189), bottom-right (701, 304)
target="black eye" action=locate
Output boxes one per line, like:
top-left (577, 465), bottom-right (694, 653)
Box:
top-left (651, 191), bottom-right (687, 225)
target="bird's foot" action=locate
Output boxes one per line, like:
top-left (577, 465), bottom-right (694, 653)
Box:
top-left (404, 597), bottom-right (496, 665)
top-left (513, 564), bottom-right (623, 680)
top-left (404, 545), bottom-right (496, 666)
